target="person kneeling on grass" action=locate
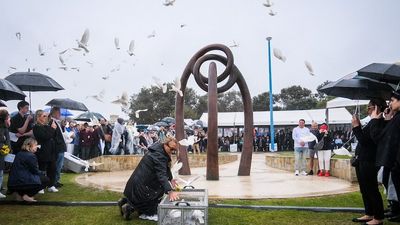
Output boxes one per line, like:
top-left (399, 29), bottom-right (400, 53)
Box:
top-left (7, 138), bottom-right (49, 202)
top-left (118, 137), bottom-right (180, 222)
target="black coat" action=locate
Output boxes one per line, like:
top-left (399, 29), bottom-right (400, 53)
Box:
top-left (0, 127), bottom-right (10, 170)
top-left (33, 124), bottom-right (56, 162)
top-left (370, 113), bottom-right (400, 168)
top-left (316, 131), bottom-right (334, 150)
top-left (8, 151), bottom-right (41, 187)
top-left (51, 119), bottom-right (66, 153)
top-left (124, 143), bottom-right (173, 205)
top-left (353, 118), bottom-right (384, 162)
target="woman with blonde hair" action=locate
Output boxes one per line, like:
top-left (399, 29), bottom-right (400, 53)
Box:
top-left (33, 109), bottom-right (58, 193)
top-left (7, 138), bottom-right (49, 202)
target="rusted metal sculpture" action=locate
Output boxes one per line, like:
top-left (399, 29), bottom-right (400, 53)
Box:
top-left (175, 44), bottom-right (254, 177)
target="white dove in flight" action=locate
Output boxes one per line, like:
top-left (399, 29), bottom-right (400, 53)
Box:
top-left (59, 66), bottom-right (68, 71)
top-left (102, 75), bottom-right (110, 80)
top-left (15, 32), bottom-right (22, 40)
top-left (177, 175), bottom-right (201, 188)
top-left (114, 37), bottom-right (120, 50)
top-left (152, 76), bottom-right (168, 93)
top-left (76, 28), bottom-right (90, 53)
top-left (263, 0), bottom-right (273, 7)
top-left (59, 55), bottom-right (65, 65)
top-left (111, 92), bottom-right (129, 106)
top-left (178, 135), bottom-right (196, 146)
top-left (171, 161), bottom-right (183, 179)
top-left (147, 30), bottom-right (156, 38)
top-left (304, 60), bottom-right (315, 76)
top-left (229, 40), bottom-right (239, 48)
top-left (127, 40), bottom-right (135, 56)
top-left (86, 90), bottom-right (105, 102)
top-left (273, 48), bottom-right (286, 62)
top-left (163, 0), bottom-right (176, 6)
top-left (269, 9), bottom-right (277, 16)
top-left (135, 109), bottom-right (148, 118)
top-left (170, 77), bottom-right (183, 97)
top-left (38, 44), bottom-right (45, 56)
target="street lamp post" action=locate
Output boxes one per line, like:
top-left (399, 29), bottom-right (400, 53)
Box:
top-left (266, 37), bottom-right (275, 151)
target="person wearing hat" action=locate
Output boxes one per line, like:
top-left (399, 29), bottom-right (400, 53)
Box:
top-left (351, 98), bottom-right (387, 225)
top-left (316, 123), bottom-right (334, 177)
top-left (370, 91), bottom-right (400, 222)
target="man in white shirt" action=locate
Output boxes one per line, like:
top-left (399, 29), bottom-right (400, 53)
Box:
top-left (292, 119), bottom-right (311, 176)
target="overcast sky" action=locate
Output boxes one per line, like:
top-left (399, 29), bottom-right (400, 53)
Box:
top-left (1, 0), bottom-right (399, 119)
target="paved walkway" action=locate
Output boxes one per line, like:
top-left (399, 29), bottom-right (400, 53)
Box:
top-left (75, 153), bottom-right (357, 199)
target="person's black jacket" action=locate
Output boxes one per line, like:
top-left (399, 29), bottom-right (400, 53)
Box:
top-left (353, 118), bottom-right (384, 162)
top-left (0, 127), bottom-right (10, 171)
top-left (370, 112), bottom-right (400, 168)
top-left (123, 143), bottom-right (172, 204)
top-left (8, 151), bottom-right (41, 187)
top-left (51, 119), bottom-right (66, 153)
top-left (316, 131), bottom-right (334, 150)
top-left (33, 124), bottom-right (56, 162)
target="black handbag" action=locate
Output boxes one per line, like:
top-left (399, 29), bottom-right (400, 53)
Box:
top-left (350, 155), bottom-right (359, 167)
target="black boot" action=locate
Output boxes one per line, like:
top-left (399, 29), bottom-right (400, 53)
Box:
top-left (386, 200), bottom-right (400, 218)
top-left (117, 197), bottom-right (128, 216)
top-left (122, 203), bottom-right (134, 220)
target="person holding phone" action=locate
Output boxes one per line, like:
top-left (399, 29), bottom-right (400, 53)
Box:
top-left (351, 98), bottom-right (387, 225)
top-left (370, 91), bottom-right (400, 223)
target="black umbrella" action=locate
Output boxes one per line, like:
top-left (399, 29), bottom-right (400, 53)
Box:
top-left (154, 121), bottom-right (169, 127)
top-left (46, 98), bottom-right (88, 111)
top-left (161, 117), bottom-right (176, 125)
top-left (5, 72), bottom-right (64, 92)
top-left (0, 79), bottom-right (26, 101)
top-left (5, 72), bottom-right (64, 109)
top-left (318, 76), bottom-right (393, 100)
top-left (357, 63), bottom-right (400, 85)
top-left (75, 112), bottom-right (105, 122)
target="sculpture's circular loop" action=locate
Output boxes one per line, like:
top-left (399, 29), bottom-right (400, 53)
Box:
top-left (192, 44), bottom-right (234, 82)
top-left (193, 54), bottom-right (238, 93)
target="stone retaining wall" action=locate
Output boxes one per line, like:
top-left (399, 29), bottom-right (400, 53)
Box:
top-left (89, 154), bottom-right (238, 172)
top-left (265, 153), bottom-right (357, 182)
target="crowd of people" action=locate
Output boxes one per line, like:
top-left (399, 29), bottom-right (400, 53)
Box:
top-left (291, 92), bottom-right (400, 224)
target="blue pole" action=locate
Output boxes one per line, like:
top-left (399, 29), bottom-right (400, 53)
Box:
top-left (266, 37), bottom-right (275, 151)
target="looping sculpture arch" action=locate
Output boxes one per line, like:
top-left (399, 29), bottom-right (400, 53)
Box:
top-left (175, 44), bottom-right (254, 179)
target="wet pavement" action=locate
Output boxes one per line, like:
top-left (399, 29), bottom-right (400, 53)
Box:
top-left (75, 153), bottom-right (357, 199)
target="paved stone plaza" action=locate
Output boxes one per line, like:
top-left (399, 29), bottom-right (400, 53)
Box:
top-left (76, 153), bottom-right (357, 199)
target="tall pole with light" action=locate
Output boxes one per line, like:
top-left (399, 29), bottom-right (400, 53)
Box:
top-left (266, 37), bottom-right (275, 151)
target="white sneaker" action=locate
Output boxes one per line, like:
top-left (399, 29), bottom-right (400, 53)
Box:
top-left (139, 214), bottom-right (158, 222)
top-left (47, 186), bottom-right (59, 193)
top-left (300, 171), bottom-right (308, 176)
top-left (294, 170), bottom-right (299, 176)
top-left (38, 189), bottom-right (45, 194)
top-left (0, 192), bottom-right (6, 198)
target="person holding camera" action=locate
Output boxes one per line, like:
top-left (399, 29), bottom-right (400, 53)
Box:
top-left (351, 99), bottom-right (386, 225)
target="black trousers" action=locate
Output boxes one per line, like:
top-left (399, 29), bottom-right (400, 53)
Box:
top-left (38, 161), bottom-right (56, 187)
top-left (355, 161), bottom-right (384, 220)
top-left (9, 175), bottom-right (49, 197)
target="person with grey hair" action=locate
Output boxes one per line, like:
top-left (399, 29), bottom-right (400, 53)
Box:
top-left (49, 107), bottom-right (66, 188)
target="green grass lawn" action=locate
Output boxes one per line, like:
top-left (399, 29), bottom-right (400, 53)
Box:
top-left (276, 151), bottom-right (352, 159)
top-left (1, 173), bottom-right (398, 225)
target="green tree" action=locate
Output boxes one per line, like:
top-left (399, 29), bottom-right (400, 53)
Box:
top-left (217, 90), bottom-right (244, 112)
top-left (252, 92), bottom-right (280, 111)
top-left (277, 85), bottom-right (317, 110)
top-left (128, 84), bottom-right (199, 123)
